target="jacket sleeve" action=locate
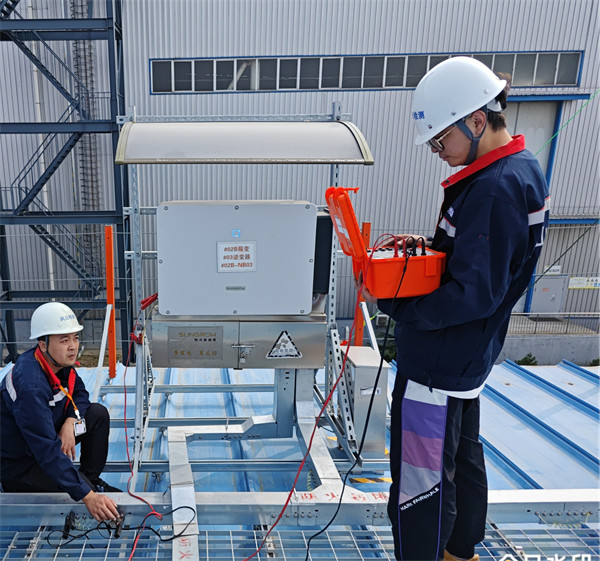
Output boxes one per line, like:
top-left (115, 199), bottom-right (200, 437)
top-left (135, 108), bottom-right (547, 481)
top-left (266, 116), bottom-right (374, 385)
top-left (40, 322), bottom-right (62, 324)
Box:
top-left (378, 193), bottom-right (528, 330)
top-left (10, 368), bottom-right (91, 501)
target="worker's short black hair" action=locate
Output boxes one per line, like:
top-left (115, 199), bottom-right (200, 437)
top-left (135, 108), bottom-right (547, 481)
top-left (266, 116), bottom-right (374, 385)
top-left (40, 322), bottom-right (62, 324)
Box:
top-left (487, 72), bottom-right (511, 131)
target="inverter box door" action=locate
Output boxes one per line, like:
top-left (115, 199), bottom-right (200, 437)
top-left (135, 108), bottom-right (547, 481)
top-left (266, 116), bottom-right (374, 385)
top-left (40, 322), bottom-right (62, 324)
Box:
top-left (156, 201), bottom-right (317, 316)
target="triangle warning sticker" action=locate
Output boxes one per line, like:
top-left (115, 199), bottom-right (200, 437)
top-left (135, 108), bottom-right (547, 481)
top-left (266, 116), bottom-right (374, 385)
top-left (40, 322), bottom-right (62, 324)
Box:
top-left (266, 331), bottom-right (302, 359)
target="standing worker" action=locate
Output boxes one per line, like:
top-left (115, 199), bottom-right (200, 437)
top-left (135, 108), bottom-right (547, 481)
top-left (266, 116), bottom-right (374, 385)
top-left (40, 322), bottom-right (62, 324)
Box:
top-left (359, 57), bottom-right (549, 560)
top-left (0, 302), bottom-right (121, 522)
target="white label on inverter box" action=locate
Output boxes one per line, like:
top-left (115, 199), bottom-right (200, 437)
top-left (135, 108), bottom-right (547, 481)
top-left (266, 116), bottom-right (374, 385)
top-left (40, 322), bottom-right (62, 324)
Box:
top-left (217, 241), bottom-right (256, 273)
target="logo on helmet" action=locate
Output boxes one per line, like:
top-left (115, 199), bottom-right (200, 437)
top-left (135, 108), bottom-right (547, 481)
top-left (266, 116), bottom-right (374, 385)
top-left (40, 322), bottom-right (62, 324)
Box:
top-left (412, 111), bottom-right (425, 120)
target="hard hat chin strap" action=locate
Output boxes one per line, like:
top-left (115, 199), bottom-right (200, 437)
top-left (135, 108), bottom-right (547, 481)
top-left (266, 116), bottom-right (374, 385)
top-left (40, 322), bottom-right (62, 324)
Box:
top-left (456, 111), bottom-right (488, 166)
top-left (43, 335), bottom-right (64, 369)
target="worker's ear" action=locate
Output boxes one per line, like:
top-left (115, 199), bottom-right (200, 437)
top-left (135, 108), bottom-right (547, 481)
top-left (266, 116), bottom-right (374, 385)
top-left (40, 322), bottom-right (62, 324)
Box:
top-left (37, 339), bottom-right (47, 353)
top-left (469, 110), bottom-right (487, 135)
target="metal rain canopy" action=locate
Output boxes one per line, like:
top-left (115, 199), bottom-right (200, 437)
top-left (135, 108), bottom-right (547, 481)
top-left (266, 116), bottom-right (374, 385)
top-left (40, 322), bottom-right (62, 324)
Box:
top-left (114, 120), bottom-right (374, 164)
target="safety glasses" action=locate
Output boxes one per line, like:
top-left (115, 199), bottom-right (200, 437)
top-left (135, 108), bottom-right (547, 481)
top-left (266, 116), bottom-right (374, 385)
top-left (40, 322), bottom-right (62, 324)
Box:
top-left (427, 124), bottom-right (457, 151)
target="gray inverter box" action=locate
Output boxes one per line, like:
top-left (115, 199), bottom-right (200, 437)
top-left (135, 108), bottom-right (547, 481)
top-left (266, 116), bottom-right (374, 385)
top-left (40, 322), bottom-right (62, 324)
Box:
top-left (156, 200), bottom-right (317, 316)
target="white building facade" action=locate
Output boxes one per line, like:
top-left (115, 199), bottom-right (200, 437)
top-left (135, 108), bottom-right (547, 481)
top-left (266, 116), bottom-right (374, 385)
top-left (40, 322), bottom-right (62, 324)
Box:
top-left (1, 0), bottom-right (598, 341)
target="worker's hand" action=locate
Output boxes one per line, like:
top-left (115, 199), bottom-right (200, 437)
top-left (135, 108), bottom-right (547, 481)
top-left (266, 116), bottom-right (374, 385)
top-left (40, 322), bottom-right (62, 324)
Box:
top-left (58, 417), bottom-right (77, 460)
top-left (82, 490), bottom-right (120, 522)
top-left (354, 271), bottom-right (377, 305)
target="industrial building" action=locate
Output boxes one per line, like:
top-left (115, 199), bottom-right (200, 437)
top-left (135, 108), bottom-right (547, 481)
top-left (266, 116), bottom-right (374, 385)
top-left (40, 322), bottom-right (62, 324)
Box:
top-left (0, 0), bottom-right (598, 559)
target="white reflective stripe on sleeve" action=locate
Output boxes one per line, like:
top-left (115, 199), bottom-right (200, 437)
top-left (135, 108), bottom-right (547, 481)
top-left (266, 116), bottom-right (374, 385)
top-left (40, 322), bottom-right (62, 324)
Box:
top-left (5, 371), bottom-right (16, 402)
top-left (49, 392), bottom-right (67, 407)
top-left (528, 197), bottom-right (550, 226)
top-left (439, 217), bottom-right (456, 238)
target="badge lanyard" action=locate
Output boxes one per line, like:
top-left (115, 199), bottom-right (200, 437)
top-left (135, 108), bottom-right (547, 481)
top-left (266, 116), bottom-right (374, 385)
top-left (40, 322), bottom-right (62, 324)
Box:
top-left (34, 347), bottom-right (81, 419)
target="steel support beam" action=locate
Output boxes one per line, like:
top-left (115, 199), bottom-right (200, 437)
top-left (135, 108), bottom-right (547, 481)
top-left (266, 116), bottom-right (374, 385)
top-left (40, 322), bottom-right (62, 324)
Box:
top-left (2, 488), bottom-right (596, 528)
top-left (99, 383), bottom-right (275, 394)
top-left (295, 368), bottom-right (346, 490)
top-left (168, 429), bottom-right (199, 561)
top-left (0, 299), bottom-right (109, 310)
top-left (1, 29), bottom-right (108, 40)
top-left (0, 17), bottom-right (112, 31)
top-left (98, 458), bottom-right (389, 473)
top-left (2, 289), bottom-right (110, 300)
top-left (0, 210), bottom-right (121, 224)
top-left (0, 121), bottom-right (113, 133)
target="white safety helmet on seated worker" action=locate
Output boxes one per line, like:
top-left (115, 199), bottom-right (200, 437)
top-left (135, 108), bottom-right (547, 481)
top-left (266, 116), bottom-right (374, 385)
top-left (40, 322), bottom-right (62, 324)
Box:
top-left (30, 302), bottom-right (84, 340)
top-left (412, 56), bottom-right (507, 146)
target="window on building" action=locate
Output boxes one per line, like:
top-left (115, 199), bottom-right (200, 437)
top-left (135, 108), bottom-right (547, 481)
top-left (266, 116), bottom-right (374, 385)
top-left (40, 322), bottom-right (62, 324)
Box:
top-left (557, 52), bottom-right (580, 84)
top-left (279, 59), bottom-right (298, 89)
top-left (473, 54), bottom-right (493, 68)
top-left (151, 60), bottom-right (172, 93)
top-left (216, 60), bottom-right (234, 90)
top-left (363, 56), bottom-right (384, 88)
top-left (405, 55), bottom-right (428, 87)
top-left (321, 58), bottom-right (341, 88)
top-left (236, 60), bottom-right (255, 91)
top-left (428, 55), bottom-right (449, 70)
top-left (385, 56), bottom-right (405, 87)
top-left (493, 54), bottom-right (515, 76)
top-left (194, 60), bottom-right (213, 91)
top-left (514, 53), bottom-right (537, 86)
top-left (174, 61), bottom-right (192, 91)
top-left (300, 58), bottom-right (319, 89)
top-left (259, 59), bottom-right (277, 90)
top-left (150, 51), bottom-right (583, 94)
top-left (342, 57), bottom-right (363, 88)
top-left (535, 53), bottom-right (558, 86)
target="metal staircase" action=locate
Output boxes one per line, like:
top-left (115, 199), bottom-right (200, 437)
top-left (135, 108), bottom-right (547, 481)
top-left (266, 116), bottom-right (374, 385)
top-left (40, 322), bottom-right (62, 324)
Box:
top-left (0, 0), bottom-right (20, 20)
top-left (30, 224), bottom-right (100, 288)
top-left (13, 133), bottom-right (84, 214)
top-left (4, 1), bottom-right (101, 297)
top-left (8, 101), bottom-right (101, 294)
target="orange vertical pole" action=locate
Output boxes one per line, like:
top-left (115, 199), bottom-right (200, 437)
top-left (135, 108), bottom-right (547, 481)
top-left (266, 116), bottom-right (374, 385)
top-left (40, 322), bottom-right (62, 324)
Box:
top-left (353, 222), bottom-right (371, 346)
top-left (104, 226), bottom-right (117, 378)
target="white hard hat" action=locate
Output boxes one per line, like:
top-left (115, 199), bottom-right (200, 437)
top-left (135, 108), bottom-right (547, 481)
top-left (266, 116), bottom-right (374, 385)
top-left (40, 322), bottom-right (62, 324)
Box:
top-left (411, 56), bottom-right (507, 145)
top-left (30, 302), bottom-right (84, 340)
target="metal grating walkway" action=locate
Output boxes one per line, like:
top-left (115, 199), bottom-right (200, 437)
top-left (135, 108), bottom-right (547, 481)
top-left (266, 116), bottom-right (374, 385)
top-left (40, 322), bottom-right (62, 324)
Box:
top-left (1, 525), bottom-right (598, 560)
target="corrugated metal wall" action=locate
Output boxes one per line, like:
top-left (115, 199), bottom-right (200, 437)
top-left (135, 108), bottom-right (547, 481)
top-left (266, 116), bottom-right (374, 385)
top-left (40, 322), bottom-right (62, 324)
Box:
top-left (1, 0), bottom-right (598, 326)
top-left (120, 0), bottom-right (599, 317)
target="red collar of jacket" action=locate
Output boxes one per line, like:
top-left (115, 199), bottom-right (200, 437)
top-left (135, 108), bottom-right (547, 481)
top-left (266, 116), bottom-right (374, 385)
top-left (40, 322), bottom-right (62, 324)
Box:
top-left (34, 347), bottom-right (76, 398)
top-left (441, 135), bottom-right (526, 189)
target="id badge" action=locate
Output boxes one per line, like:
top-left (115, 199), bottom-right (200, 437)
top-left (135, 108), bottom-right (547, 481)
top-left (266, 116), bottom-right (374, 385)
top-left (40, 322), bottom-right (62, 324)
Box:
top-left (74, 418), bottom-right (87, 436)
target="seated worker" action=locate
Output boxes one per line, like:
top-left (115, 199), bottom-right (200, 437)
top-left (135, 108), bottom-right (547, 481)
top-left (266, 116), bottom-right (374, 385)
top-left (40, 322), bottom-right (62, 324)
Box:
top-left (0, 302), bottom-right (120, 522)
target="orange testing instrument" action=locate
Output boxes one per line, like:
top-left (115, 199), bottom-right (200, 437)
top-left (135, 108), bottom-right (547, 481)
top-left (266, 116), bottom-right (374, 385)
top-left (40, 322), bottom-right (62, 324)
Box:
top-left (325, 186), bottom-right (446, 299)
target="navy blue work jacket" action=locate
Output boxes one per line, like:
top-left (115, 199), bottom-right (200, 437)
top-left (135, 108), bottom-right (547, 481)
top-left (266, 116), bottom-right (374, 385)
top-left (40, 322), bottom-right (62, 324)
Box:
top-left (0, 347), bottom-right (92, 500)
top-left (378, 135), bottom-right (550, 391)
